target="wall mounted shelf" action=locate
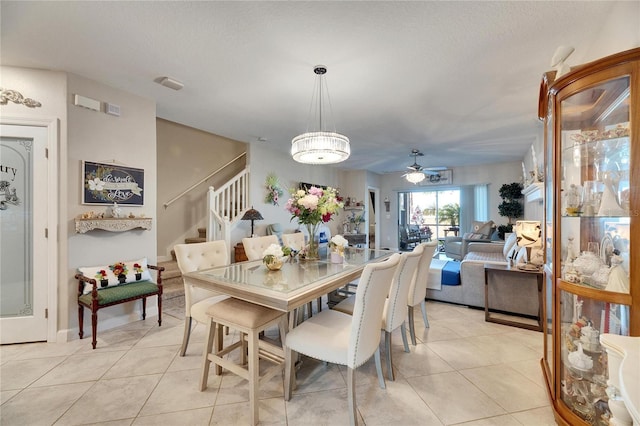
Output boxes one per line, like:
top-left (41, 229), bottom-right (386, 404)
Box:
top-left (75, 217), bottom-right (152, 233)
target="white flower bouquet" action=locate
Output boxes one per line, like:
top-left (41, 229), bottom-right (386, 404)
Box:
top-left (329, 234), bottom-right (348, 263)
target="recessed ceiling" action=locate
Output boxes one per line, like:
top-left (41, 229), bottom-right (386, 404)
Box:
top-left (1, 1), bottom-right (634, 174)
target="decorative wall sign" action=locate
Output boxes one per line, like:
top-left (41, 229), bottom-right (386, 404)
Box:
top-left (422, 169), bottom-right (453, 186)
top-left (82, 161), bottom-right (144, 205)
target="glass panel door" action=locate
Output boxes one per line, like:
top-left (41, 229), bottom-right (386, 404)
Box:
top-left (0, 125), bottom-right (48, 343)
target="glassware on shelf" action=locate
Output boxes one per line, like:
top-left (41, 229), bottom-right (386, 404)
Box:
top-left (573, 251), bottom-right (603, 278)
top-left (605, 255), bottom-right (630, 294)
top-left (598, 171), bottom-right (627, 216)
top-left (564, 184), bottom-right (583, 216)
top-left (583, 180), bottom-right (603, 216)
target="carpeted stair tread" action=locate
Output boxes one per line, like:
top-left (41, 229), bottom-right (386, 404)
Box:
top-left (185, 237), bottom-right (206, 244)
top-left (159, 260), bottom-right (181, 280)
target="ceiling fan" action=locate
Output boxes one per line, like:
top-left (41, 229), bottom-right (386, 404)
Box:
top-left (402, 149), bottom-right (446, 183)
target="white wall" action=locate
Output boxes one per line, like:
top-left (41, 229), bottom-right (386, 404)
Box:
top-left (156, 118), bottom-right (246, 259)
top-left (583, 2), bottom-right (640, 61)
top-left (65, 73), bottom-right (157, 338)
top-left (246, 143), bottom-right (345, 241)
top-left (1, 66), bottom-right (69, 341)
top-left (378, 161), bottom-right (522, 248)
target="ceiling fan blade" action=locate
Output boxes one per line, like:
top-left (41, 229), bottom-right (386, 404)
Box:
top-left (423, 166), bottom-right (447, 171)
top-left (423, 170), bottom-right (440, 176)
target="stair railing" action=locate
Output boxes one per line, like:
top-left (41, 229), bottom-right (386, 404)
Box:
top-left (163, 152), bottom-right (246, 209)
top-left (207, 166), bottom-right (250, 249)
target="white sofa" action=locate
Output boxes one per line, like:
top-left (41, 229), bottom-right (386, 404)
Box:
top-left (427, 234), bottom-right (539, 317)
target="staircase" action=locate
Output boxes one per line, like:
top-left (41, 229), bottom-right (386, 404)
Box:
top-left (160, 163), bottom-right (251, 312)
top-left (159, 227), bottom-right (207, 310)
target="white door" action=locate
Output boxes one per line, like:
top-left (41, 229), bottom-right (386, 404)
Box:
top-left (0, 124), bottom-right (49, 343)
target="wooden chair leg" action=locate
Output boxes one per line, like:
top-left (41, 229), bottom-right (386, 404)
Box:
top-left (420, 300), bottom-right (429, 328)
top-left (408, 305), bottom-right (417, 345)
top-left (347, 366), bottom-right (357, 426)
top-left (91, 309), bottom-right (98, 350)
top-left (374, 347), bottom-right (385, 389)
top-left (215, 323), bottom-right (224, 375)
top-left (284, 347), bottom-right (295, 400)
top-left (157, 294), bottom-right (162, 326)
top-left (78, 304), bottom-right (84, 339)
top-left (180, 316), bottom-right (193, 357)
top-left (142, 297), bottom-right (147, 320)
top-left (400, 323), bottom-right (410, 352)
top-left (200, 319), bottom-right (216, 391)
top-left (384, 330), bottom-right (395, 381)
top-left (248, 330), bottom-right (260, 426)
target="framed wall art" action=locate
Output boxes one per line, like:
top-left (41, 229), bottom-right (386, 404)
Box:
top-left (422, 169), bottom-right (453, 186)
top-left (82, 161), bottom-right (144, 205)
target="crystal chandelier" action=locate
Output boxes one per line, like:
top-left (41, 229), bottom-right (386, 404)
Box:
top-left (291, 65), bottom-right (350, 164)
top-left (405, 171), bottom-right (426, 184)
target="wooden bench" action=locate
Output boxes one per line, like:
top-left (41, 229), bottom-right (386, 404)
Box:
top-left (74, 263), bottom-right (164, 349)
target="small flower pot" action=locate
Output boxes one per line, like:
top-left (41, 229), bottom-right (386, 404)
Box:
top-left (118, 274), bottom-right (127, 284)
top-left (135, 273), bottom-right (142, 281)
top-left (330, 252), bottom-right (344, 264)
top-left (100, 279), bottom-right (109, 288)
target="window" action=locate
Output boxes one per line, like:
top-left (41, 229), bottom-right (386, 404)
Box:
top-left (398, 189), bottom-right (461, 245)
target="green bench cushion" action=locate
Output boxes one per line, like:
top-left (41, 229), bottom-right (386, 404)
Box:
top-left (78, 280), bottom-right (160, 306)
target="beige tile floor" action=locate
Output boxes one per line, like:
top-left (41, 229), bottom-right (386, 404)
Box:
top-left (0, 301), bottom-right (557, 425)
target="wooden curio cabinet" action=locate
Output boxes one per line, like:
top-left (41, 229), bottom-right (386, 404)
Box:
top-left (539, 48), bottom-right (639, 426)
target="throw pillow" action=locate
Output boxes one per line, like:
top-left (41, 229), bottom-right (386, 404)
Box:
top-left (78, 258), bottom-right (152, 294)
top-left (463, 232), bottom-right (474, 239)
top-left (471, 220), bottom-right (494, 238)
top-left (503, 233), bottom-right (518, 258)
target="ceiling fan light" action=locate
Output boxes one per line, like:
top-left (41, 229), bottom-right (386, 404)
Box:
top-left (406, 171), bottom-right (425, 184)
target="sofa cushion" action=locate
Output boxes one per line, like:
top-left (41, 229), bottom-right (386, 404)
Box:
top-left (464, 251), bottom-right (506, 263)
top-left (471, 220), bottom-right (494, 238)
top-left (78, 280), bottom-right (159, 305)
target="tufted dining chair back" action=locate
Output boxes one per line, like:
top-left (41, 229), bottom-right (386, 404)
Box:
top-left (174, 240), bottom-right (229, 356)
top-left (242, 235), bottom-right (279, 261)
top-left (406, 241), bottom-right (437, 345)
top-left (281, 232), bottom-right (306, 252)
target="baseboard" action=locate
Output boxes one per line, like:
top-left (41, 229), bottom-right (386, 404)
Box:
top-left (61, 306), bottom-right (161, 343)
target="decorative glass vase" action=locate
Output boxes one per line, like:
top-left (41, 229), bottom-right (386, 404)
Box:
top-left (305, 223), bottom-right (320, 260)
top-left (263, 255), bottom-right (283, 271)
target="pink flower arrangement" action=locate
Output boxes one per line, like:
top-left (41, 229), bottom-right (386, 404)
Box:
top-left (285, 186), bottom-right (343, 225)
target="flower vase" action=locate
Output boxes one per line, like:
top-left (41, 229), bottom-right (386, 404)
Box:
top-left (305, 223), bottom-right (320, 260)
top-left (330, 251), bottom-right (344, 264)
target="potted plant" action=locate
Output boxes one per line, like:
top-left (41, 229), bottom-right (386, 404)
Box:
top-left (438, 202), bottom-right (460, 229)
top-left (497, 182), bottom-right (524, 239)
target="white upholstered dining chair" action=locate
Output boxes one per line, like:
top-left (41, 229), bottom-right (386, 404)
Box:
top-left (407, 241), bottom-right (437, 345)
top-left (242, 235), bottom-right (280, 261)
top-left (174, 240), bottom-right (229, 356)
top-left (333, 245), bottom-right (424, 381)
top-left (284, 253), bottom-right (401, 426)
top-left (281, 232), bottom-right (305, 252)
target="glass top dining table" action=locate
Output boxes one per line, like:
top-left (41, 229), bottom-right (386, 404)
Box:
top-left (183, 247), bottom-right (393, 313)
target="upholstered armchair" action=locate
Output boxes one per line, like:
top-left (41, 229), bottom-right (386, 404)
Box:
top-left (444, 220), bottom-right (496, 260)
